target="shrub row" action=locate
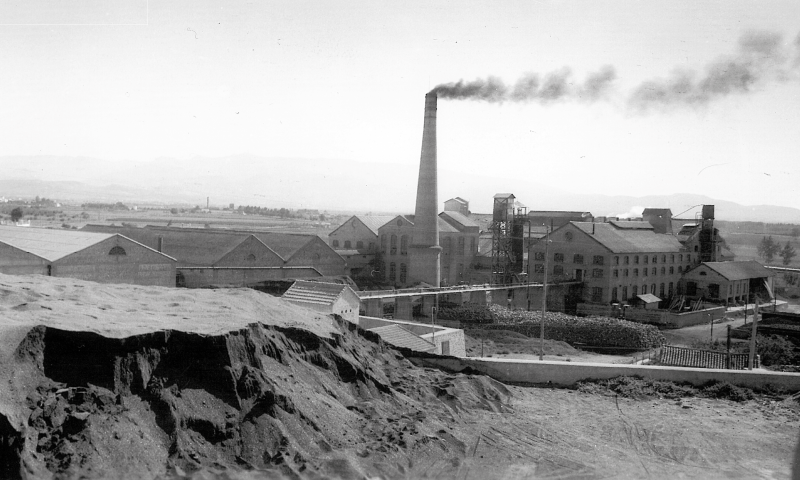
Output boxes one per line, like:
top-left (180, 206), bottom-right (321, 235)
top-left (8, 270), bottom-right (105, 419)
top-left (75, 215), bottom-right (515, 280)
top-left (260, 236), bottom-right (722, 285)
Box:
top-left (482, 305), bottom-right (665, 349)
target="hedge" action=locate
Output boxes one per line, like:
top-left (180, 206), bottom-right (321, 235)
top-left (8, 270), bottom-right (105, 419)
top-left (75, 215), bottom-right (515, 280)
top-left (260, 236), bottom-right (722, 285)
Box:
top-left (482, 305), bottom-right (665, 349)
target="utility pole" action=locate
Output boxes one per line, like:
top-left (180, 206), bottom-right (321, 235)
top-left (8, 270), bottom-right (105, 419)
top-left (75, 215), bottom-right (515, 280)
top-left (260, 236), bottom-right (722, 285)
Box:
top-left (526, 219), bottom-right (531, 311)
top-left (540, 222), bottom-right (550, 361)
top-left (748, 296), bottom-right (759, 370)
top-left (709, 312), bottom-right (713, 343)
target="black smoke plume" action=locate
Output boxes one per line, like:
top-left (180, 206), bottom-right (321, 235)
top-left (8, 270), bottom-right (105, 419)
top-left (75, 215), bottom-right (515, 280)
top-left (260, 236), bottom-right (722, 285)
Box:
top-left (430, 66), bottom-right (617, 104)
top-left (430, 30), bottom-right (799, 112)
top-left (628, 31), bottom-right (799, 110)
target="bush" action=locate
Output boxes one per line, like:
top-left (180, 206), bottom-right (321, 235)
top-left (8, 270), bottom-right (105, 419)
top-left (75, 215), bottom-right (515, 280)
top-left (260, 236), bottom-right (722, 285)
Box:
top-left (482, 305), bottom-right (665, 349)
top-left (702, 382), bottom-right (753, 402)
top-left (437, 303), bottom-right (494, 324)
top-left (757, 335), bottom-right (797, 366)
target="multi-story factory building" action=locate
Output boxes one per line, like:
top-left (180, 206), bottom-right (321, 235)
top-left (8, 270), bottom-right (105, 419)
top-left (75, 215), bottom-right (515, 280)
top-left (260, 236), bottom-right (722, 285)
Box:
top-left (528, 220), bottom-right (689, 304)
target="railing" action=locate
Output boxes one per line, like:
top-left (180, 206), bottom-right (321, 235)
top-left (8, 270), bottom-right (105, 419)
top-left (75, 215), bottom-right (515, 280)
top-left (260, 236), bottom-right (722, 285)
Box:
top-left (659, 345), bottom-right (758, 370)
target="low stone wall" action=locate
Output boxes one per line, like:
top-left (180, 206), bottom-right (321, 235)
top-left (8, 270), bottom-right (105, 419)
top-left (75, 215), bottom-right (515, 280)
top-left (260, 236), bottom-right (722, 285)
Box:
top-left (576, 303), bottom-right (726, 328)
top-left (410, 356), bottom-right (800, 392)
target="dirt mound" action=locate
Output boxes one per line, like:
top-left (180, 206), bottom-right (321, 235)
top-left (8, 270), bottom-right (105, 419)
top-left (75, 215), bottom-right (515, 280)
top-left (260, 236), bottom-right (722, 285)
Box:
top-left (2, 317), bottom-right (511, 479)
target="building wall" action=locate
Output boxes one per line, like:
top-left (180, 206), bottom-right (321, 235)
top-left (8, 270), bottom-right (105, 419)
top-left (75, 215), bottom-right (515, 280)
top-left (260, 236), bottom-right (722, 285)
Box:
top-left (178, 267), bottom-right (321, 288)
top-left (0, 243), bottom-right (49, 275)
top-left (54, 236), bottom-right (176, 287)
top-left (214, 236), bottom-right (284, 267)
top-left (440, 231), bottom-right (478, 286)
top-left (328, 217), bottom-right (379, 251)
top-left (378, 217), bottom-right (414, 286)
top-left (528, 223), bottom-right (686, 304)
top-left (680, 266), bottom-right (751, 303)
top-left (284, 237), bottom-right (347, 277)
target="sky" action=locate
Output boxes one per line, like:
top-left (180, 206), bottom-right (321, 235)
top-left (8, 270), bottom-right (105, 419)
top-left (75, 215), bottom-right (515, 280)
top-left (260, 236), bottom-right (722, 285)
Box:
top-left (1, 0), bottom-right (799, 212)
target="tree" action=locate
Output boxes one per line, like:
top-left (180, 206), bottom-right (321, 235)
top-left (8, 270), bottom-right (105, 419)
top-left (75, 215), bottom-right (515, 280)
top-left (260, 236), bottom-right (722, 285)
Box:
top-left (10, 207), bottom-right (23, 223)
top-left (758, 236), bottom-right (780, 263)
top-left (792, 227), bottom-right (800, 238)
top-left (780, 241), bottom-right (797, 266)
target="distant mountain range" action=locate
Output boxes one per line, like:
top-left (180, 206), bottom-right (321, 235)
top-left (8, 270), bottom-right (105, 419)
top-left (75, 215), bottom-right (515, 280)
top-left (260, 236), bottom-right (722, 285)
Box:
top-left (2, 155), bottom-right (799, 223)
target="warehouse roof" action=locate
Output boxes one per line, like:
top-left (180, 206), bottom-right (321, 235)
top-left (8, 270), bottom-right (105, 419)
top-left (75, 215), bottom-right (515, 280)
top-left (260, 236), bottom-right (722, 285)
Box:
top-left (81, 225), bottom-right (334, 267)
top-left (281, 280), bottom-right (353, 306)
top-left (571, 222), bottom-right (684, 253)
top-left (0, 226), bottom-right (114, 261)
top-left (0, 225), bottom-right (173, 263)
top-left (439, 211), bottom-right (479, 230)
top-left (353, 215), bottom-right (395, 235)
top-left (368, 324), bottom-right (436, 353)
top-left (690, 261), bottom-right (773, 281)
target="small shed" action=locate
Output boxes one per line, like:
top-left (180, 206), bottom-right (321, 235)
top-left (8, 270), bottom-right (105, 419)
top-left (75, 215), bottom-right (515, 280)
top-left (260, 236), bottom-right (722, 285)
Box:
top-left (633, 293), bottom-right (661, 310)
top-left (281, 280), bottom-right (360, 323)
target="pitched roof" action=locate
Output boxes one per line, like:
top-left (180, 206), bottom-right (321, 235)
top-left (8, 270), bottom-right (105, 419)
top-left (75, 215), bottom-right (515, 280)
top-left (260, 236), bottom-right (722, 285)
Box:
top-left (635, 293), bottom-right (661, 303)
top-left (439, 211), bottom-right (479, 230)
top-left (697, 261), bottom-right (773, 280)
top-left (82, 225), bottom-right (326, 266)
top-left (0, 226), bottom-right (114, 261)
top-left (355, 215), bottom-right (395, 235)
top-left (368, 324), bottom-right (436, 353)
top-left (281, 280), bottom-right (351, 306)
top-left (608, 221), bottom-right (654, 230)
top-left (82, 225), bottom-right (246, 266)
top-left (437, 217), bottom-right (460, 233)
top-left (571, 222), bottom-right (684, 254)
top-left (642, 208), bottom-right (673, 217)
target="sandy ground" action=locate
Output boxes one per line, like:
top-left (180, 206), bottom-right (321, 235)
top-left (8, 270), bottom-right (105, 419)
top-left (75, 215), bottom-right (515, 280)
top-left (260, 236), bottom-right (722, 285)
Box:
top-left (1, 273), bottom-right (799, 479)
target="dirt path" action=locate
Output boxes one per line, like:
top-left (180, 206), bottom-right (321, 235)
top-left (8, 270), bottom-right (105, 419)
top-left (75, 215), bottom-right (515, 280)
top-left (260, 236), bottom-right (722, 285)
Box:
top-left (422, 386), bottom-right (800, 479)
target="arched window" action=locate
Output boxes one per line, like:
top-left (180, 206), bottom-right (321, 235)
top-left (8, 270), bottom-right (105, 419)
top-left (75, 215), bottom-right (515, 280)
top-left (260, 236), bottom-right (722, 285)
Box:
top-left (611, 287), bottom-right (618, 302)
top-left (390, 235), bottom-right (397, 255)
top-left (399, 264), bottom-right (407, 284)
top-left (400, 235), bottom-right (408, 255)
top-left (356, 241), bottom-right (364, 249)
top-left (109, 246), bottom-right (126, 256)
top-left (458, 237), bottom-right (465, 255)
top-left (332, 240), bottom-right (340, 247)
top-left (247, 253), bottom-right (256, 262)
top-left (389, 262), bottom-right (397, 281)
top-left (642, 284), bottom-right (647, 294)
top-left (380, 234), bottom-right (387, 252)
top-left (651, 284), bottom-right (656, 295)
top-left (344, 240), bottom-right (351, 249)
top-left (659, 283), bottom-right (665, 297)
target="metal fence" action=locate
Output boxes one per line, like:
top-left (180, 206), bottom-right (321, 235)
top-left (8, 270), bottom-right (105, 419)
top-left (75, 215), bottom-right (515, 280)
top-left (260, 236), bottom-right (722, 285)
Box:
top-left (659, 344), bottom-right (758, 370)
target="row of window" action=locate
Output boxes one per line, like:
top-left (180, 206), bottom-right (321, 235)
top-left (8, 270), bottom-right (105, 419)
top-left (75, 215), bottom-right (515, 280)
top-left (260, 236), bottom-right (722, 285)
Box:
top-left (382, 262), bottom-right (408, 284)
top-left (610, 282), bottom-right (675, 302)
top-left (379, 234), bottom-right (476, 256)
top-left (534, 264), bottom-right (683, 277)
top-left (331, 239), bottom-right (374, 250)
top-left (537, 252), bottom-right (693, 265)
top-left (613, 266), bottom-right (681, 277)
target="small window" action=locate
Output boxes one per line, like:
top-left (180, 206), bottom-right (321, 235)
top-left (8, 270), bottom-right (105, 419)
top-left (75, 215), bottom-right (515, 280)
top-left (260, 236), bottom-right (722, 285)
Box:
top-left (591, 287), bottom-right (603, 302)
top-left (662, 255), bottom-right (666, 263)
top-left (574, 254), bottom-right (584, 264)
top-left (611, 287), bottom-right (618, 302)
top-left (592, 255), bottom-right (604, 265)
top-left (677, 266), bottom-right (683, 273)
top-left (643, 268), bottom-right (648, 277)
top-left (332, 240), bottom-right (340, 247)
top-left (615, 256), bottom-right (620, 265)
top-left (247, 253), bottom-right (256, 262)
top-left (661, 267), bottom-right (665, 275)
top-left (534, 264), bottom-right (544, 273)
top-left (679, 254), bottom-right (683, 262)
top-left (622, 286), bottom-right (628, 300)
top-left (535, 252), bottom-right (545, 261)
top-left (592, 268), bottom-right (603, 278)
top-left (344, 240), bottom-right (352, 249)
top-left (633, 268), bottom-right (639, 277)
top-left (613, 269), bottom-right (619, 278)
top-left (356, 241), bottom-right (364, 249)
top-left (651, 283), bottom-right (656, 295)
top-left (634, 255), bottom-right (639, 264)
top-left (554, 253), bottom-right (564, 263)
top-left (652, 256), bottom-right (657, 264)
top-left (642, 285), bottom-right (647, 294)
top-left (644, 256), bottom-right (649, 265)
top-left (660, 283), bottom-right (665, 297)
top-left (109, 246), bottom-right (126, 256)
top-left (624, 256), bottom-right (630, 265)
top-left (623, 269), bottom-right (629, 277)
top-left (553, 265), bottom-right (564, 275)
top-left (651, 267), bottom-right (656, 276)
top-left (694, 245), bottom-right (699, 252)
top-left (671, 254), bottom-right (675, 263)
top-left (669, 266), bottom-right (674, 274)
top-left (700, 271), bottom-right (707, 276)
top-left (632, 285), bottom-right (638, 297)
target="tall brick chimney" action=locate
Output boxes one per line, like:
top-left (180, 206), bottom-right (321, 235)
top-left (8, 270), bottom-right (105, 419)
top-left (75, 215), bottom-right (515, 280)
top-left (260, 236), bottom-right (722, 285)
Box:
top-left (409, 92), bottom-right (442, 287)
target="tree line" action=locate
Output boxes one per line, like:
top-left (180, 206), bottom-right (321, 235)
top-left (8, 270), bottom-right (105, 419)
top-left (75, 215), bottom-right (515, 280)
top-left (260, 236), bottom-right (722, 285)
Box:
top-left (758, 236), bottom-right (797, 266)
